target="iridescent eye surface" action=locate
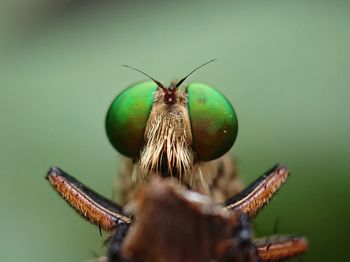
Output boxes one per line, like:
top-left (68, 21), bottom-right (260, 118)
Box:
top-left (187, 83), bottom-right (238, 161)
top-left (105, 81), bottom-right (157, 157)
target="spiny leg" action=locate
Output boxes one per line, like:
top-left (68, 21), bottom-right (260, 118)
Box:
top-left (46, 167), bottom-right (131, 231)
top-left (223, 165), bottom-right (308, 260)
top-left (224, 164), bottom-right (289, 217)
top-left (254, 236), bottom-right (308, 261)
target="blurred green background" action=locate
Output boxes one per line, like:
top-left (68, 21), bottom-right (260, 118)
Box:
top-left (1, 0), bottom-right (349, 261)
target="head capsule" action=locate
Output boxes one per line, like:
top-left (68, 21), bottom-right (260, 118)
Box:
top-left (105, 61), bottom-right (238, 169)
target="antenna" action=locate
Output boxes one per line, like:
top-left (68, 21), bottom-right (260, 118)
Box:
top-left (122, 65), bottom-right (165, 90)
top-left (175, 58), bottom-right (216, 88)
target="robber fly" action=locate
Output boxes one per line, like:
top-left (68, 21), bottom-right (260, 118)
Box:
top-left (46, 60), bottom-right (307, 262)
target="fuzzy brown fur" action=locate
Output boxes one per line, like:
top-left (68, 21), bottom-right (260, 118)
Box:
top-left (139, 89), bottom-right (194, 181)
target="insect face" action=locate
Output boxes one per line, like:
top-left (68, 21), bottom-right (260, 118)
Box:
top-left (105, 80), bottom-right (238, 182)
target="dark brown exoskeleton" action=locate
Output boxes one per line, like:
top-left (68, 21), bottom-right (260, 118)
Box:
top-left (46, 61), bottom-right (308, 262)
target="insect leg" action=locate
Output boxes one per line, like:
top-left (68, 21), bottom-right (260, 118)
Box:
top-left (224, 165), bottom-right (289, 217)
top-left (46, 167), bottom-right (131, 231)
top-left (254, 235), bottom-right (308, 261)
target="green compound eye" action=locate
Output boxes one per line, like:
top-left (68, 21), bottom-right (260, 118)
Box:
top-left (187, 83), bottom-right (238, 161)
top-left (105, 81), bottom-right (157, 157)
